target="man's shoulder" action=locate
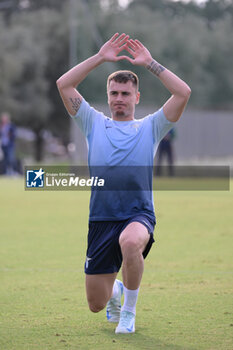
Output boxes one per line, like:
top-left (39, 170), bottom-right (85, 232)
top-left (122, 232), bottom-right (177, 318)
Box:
top-left (80, 99), bottom-right (108, 119)
top-left (144, 107), bottom-right (163, 120)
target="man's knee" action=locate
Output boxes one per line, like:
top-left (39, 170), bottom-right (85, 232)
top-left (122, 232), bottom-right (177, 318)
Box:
top-left (120, 236), bottom-right (140, 256)
top-left (119, 222), bottom-right (149, 256)
top-left (85, 274), bottom-right (116, 313)
top-left (87, 299), bottom-right (107, 313)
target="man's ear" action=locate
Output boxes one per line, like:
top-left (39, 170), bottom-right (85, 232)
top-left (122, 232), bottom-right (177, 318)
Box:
top-left (136, 91), bottom-right (140, 105)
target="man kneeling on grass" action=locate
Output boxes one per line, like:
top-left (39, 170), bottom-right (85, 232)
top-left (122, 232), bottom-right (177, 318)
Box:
top-left (56, 33), bottom-right (191, 334)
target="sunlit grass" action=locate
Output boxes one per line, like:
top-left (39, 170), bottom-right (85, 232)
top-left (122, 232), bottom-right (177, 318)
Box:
top-left (0, 178), bottom-right (232, 350)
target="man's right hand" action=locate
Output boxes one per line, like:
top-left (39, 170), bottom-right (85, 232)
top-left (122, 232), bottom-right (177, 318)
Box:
top-left (98, 33), bottom-right (129, 62)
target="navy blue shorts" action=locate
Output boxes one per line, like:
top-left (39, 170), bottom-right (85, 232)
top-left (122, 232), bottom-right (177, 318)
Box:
top-left (84, 215), bottom-right (155, 275)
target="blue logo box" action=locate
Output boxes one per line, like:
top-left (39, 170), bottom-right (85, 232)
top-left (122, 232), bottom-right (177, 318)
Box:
top-left (26, 169), bottom-right (45, 188)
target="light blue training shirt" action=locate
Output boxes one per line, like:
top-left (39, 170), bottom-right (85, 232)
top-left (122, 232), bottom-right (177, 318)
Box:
top-left (71, 98), bottom-right (174, 222)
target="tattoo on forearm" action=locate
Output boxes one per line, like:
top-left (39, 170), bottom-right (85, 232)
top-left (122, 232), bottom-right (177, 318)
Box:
top-left (147, 59), bottom-right (165, 77)
top-left (69, 97), bottom-right (82, 113)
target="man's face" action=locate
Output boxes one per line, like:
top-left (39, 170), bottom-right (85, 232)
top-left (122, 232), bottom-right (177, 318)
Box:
top-left (107, 80), bottom-right (140, 121)
top-left (1, 113), bottom-right (10, 125)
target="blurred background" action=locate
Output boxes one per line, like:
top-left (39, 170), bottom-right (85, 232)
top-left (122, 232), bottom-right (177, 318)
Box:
top-left (0, 0), bottom-right (232, 174)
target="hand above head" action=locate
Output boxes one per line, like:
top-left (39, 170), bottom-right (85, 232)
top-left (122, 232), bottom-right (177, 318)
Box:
top-left (123, 39), bottom-right (153, 67)
top-left (98, 33), bottom-right (130, 63)
top-left (98, 33), bottom-right (153, 67)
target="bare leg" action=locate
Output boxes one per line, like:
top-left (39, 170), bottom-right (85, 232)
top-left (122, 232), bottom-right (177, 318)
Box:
top-left (115, 221), bottom-right (150, 333)
top-left (119, 222), bottom-right (150, 290)
top-left (85, 273), bottom-right (117, 313)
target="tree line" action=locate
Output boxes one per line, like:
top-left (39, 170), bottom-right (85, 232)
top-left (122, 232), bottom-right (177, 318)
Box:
top-left (0, 0), bottom-right (232, 160)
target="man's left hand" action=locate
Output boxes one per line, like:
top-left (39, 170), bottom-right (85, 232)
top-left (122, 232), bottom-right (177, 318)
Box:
top-left (123, 39), bottom-right (153, 67)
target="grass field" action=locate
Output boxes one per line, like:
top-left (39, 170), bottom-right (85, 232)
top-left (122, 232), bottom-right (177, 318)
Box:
top-left (0, 178), bottom-right (232, 350)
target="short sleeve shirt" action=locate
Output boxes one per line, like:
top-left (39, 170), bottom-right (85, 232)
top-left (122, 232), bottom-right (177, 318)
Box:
top-left (70, 99), bottom-right (174, 222)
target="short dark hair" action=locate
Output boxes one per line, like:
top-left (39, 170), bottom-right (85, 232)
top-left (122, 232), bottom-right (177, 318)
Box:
top-left (107, 70), bottom-right (139, 90)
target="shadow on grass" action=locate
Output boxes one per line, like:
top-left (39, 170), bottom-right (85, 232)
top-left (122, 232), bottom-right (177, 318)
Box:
top-left (101, 326), bottom-right (195, 350)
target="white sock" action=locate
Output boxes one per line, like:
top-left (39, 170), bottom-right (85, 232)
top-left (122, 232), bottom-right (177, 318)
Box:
top-left (121, 286), bottom-right (139, 315)
top-left (112, 279), bottom-right (119, 299)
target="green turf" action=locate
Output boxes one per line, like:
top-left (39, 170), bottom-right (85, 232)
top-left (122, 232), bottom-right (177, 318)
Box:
top-left (0, 178), bottom-right (232, 350)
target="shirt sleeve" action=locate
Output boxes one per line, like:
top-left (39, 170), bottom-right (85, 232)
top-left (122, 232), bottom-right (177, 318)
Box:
top-left (69, 98), bottom-right (101, 138)
top-left (149, 107), bottom-right (175, 144)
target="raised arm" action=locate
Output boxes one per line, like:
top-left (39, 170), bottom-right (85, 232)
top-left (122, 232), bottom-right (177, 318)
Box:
top-left (56, 33), bottom-right (129, 116)
top-left (124, 39), bottom-right (191, 122)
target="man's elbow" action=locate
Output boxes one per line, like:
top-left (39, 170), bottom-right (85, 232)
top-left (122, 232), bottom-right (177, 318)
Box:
top-left (56, 77), bottom-right (64, 91)
top-left (56, 77), bottom-right (76, 92)
top-left (171, 87), bottom-right (191, 122)
top-left (183, 85), bottom-right (192, 100)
